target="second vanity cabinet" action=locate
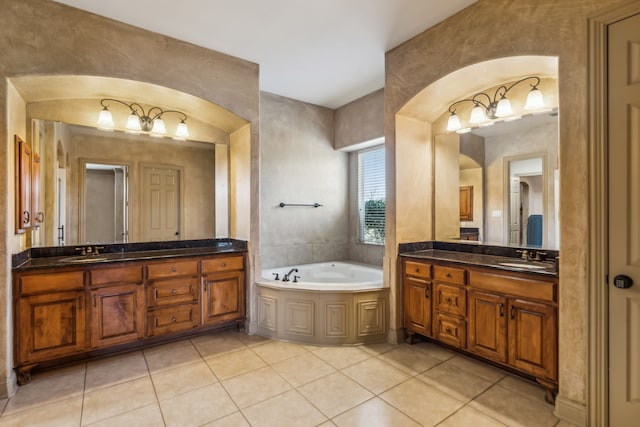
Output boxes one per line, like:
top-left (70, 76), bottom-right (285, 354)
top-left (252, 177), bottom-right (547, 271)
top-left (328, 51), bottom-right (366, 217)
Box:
top-left (402, 255), bottom-right (558, 402)
top-left (13, 252), bottom-right (245, 384)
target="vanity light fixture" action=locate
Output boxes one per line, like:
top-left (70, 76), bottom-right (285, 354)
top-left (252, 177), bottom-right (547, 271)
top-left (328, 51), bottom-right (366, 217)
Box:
top-left (97, 98), bottom-right (189, 139)
top-left (446, 76), bottom-right (545, 132)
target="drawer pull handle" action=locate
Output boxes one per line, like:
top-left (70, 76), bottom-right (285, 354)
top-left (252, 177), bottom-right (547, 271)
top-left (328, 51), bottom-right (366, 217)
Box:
top-left (510, 305), bottom-right (515, 319)
top-left (171, 317), bottom-right (177, 323)
top-left (171, 268), bottom-right (177, 273)
top-left (415, 268), bottom-right (420, 273)
top-left (445, 273), bottom-right (452, 278)
top-left (445, 327), bottom-right (452, 334)
top-left (221, 262), bottom-right (227, 267)
top-left (499, 303), bottom-right (504, 317)
top-left (424, 286), bottom-right (430, 299)
top-left (171, 289), bottom-right (177, 295)
top-left (154, 288), bottom-right (158, 299)
top-left (445, 297), bottom-right (452, 304)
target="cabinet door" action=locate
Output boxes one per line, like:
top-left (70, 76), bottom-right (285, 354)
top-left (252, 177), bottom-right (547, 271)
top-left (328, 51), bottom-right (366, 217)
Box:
top-left (17, 291), bottom-right (86, 363)
top-left (90, 284), bottom-right (144, 348)
top-left (403, 276), bottom-right (432, 337)
top-left (507, 298), bottom-right (557, 380)
top-left (202, 271), bottom-right (245, 325)
top-left (468, 290), bottom-right (507, 363)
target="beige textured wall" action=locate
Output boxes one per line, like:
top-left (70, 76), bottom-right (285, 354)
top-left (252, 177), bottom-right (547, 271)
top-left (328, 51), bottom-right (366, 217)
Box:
top-left (259, 92), bottom-right (348, 269)
top-left (334, 89), bottom-right (384, 150)
top-left (385, 0), bottom-right (628, 411)
top-left (0, 0), bottom-right (258, 396)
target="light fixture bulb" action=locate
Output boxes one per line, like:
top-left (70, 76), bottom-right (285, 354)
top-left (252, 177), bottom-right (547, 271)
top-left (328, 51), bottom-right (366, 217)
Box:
top-left (150, 118), bottom-right (167, 135)
top-left (495, 97), bottom-right (513, 117)
top-left (524, 88), bottom-right (545, 110)
top-left (446, 112), bottom-right (462, 132)
top-left (469, 105), bottom-right (487, 124)
top-left (97, 108), bottom-right (114, 129)
top-left (175, 120), bottom-right (189, 139)
top-left (126, 113), bottom-right (142, 132)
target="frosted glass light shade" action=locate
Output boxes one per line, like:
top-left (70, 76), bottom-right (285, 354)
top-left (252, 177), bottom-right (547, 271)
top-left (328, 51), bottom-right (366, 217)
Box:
top-left (495, 97), bottom-right (513, 117)
top-left (175, 121), bottom-right (189, 139)
top-left (446, 113), bottom-right (462, 131)
top-left (524, 88), bottom-right (545, 110)
top-left (126, 114), bottom-right (142, 132)
top-left (151, 118), bottom-right (167, 135)
top-left (97, 108), bottom-right (114, 128)
top-left (469, 105), bottom-right (487, 124)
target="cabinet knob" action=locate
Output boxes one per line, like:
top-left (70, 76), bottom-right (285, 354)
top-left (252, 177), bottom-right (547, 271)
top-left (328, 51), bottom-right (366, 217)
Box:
top-left (171, 317), bottom-right (177, 323)
top-left (445, 297), bottom-right (452, 304)
top-left (171, 289), bottom-right (177, 295)
top-left (445, 327), bottom-right (452, 334)
top-left (171, 267), bottom-right (177, 272)
top-left (221, 262), bottom-right (227, 267)
top-left (445, 273), bottom-right (452, 278)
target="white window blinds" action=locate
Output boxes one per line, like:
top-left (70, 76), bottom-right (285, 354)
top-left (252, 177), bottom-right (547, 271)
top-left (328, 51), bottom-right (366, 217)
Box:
top-left (358, 146), bottom-right (386, 245)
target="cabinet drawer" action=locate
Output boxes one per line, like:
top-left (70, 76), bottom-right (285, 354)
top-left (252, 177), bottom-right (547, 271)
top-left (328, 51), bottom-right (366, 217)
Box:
top-left (404, 260), bottom-right (431, 279)
top-left (434, 312), bottom-right (466, 349)
top-left (148, 277), bottom-right (199, 307)
top-left (434, 283), bottom-right (466, 317)
top-left (201, 256), bottom-right (243, 274)
top-left (146, 259), bottom-right (198, 280)
top-left (434, 265), bottom-right (466, 285)
top-left (147, 303), bottom-right (200, 336)
top-left (19, 270), bottom-right (84, 294)
top-left (90, 264), bottom-right (143, 286)
top-left (469, 270), bottom-right (556, 303)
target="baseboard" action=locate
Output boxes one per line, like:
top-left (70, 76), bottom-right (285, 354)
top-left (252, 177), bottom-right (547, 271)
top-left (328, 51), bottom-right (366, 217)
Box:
top-left (0, 371), bottom-right (18, 399)
top-left (554, 394), bottom-right (587, 426)
top-left (387, 327), bottom-right (404, 345)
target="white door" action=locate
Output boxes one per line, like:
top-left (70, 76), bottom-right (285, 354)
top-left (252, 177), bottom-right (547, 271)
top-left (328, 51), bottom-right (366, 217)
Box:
top-left (608, 11), bottom-right (640, 425)
top-left (141, 166), bottom-right (180, 241)
top-left (509, 176), bottom-right (520, 244)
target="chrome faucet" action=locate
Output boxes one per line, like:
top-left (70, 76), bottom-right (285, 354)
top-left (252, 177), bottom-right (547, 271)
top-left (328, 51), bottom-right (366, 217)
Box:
top-left (282, 268), bottom-right (299, 282)
top-left (516, 249), bottom-right (532, 261)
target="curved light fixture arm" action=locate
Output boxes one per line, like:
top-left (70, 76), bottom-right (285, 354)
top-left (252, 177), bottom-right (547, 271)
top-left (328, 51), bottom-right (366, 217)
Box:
top-left (99, 98), bottom-right (189, 135)
top-left (445, 75), bottom-right (544, 131)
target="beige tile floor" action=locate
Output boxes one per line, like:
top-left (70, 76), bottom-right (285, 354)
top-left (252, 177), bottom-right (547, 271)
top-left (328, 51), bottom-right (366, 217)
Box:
top-left (0, 331), bottom-right (573, 427)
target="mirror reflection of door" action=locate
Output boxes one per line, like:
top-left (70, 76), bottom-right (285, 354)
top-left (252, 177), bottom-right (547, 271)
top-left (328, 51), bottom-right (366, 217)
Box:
top-left (84, 163), bottom-right (128, 244)
top-left (141, 165), bottom-right (181, 241)
top-left (506, 156), bottom-right (545, 247)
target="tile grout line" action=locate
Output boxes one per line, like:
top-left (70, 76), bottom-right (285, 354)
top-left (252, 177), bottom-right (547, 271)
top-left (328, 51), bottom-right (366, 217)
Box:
top-left (142, 346), bottom-right (168, 427)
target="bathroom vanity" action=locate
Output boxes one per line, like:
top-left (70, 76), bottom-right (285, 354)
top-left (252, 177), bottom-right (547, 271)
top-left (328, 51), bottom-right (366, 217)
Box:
top-left (12, 240), bottom-right (247, 384)
top-left (400, 242), bottom-right (558, 403)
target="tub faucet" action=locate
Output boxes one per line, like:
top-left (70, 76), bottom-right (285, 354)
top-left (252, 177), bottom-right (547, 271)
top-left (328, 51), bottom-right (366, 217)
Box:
top-left (282, 268), bottom-right (298, 282)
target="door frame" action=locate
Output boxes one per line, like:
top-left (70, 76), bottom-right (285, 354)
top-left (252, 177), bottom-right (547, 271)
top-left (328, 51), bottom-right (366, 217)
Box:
top-left (588, 2), bottom-right (640, 426)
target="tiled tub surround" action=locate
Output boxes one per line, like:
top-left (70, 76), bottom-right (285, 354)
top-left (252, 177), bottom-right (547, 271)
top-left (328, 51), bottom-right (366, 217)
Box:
top-left (399, 241), bottom-right (559, 404)
top-left (12, 239), bottom-right (248, 384)
top-left (257, 261), bottom-right (388, 345)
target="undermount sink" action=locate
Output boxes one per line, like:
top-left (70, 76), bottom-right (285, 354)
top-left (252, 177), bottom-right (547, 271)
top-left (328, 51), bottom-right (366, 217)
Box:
top-left (498, 262), bottom-right (549, 270)
top-left (58, 256), bottom-right (108, 263)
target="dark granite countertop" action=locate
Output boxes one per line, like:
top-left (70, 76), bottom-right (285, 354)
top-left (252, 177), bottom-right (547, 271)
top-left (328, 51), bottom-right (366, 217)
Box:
top-left (12, 239), bottom-right (247, 271)
top-left (400, 249), bottom-right (558, 277)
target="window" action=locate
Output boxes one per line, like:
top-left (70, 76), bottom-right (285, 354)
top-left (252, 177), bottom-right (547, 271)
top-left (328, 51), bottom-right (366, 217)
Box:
top-left (358, 146), bottom-right (385, 244)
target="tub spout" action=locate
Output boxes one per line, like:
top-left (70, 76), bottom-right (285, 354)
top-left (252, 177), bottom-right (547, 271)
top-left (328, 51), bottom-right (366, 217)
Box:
top-left (282, 268), bottom-right (298, 282)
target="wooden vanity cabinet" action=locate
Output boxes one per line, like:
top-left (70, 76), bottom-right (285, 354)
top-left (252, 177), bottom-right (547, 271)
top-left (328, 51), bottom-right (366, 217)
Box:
top-left (201, 255), bottom-right (245, 326)
top-left (402, 257), bottom-right (558, 401)
top-left (402, 260), bottom-right (432, 340)
top-left (88, 264), bottom-right (144, 348)
top-left (13, 251), bottom-right (247, 384)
